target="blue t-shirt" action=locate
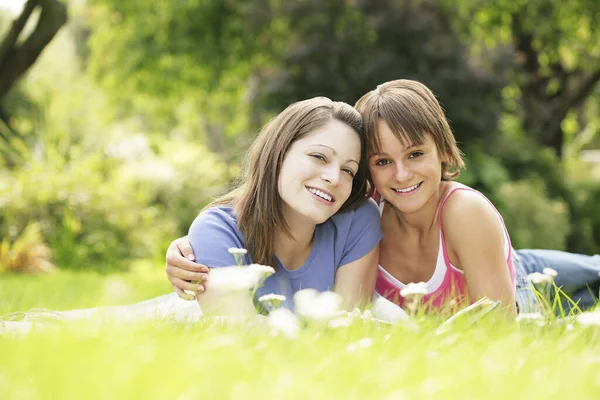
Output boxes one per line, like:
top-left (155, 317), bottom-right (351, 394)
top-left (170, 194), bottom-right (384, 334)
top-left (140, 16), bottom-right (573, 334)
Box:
top-left (188, 198), bottom-right (383, 309)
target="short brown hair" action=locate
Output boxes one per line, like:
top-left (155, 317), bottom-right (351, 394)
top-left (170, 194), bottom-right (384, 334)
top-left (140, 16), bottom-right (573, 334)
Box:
top-left (207, 97), bottom-right (371, 268)
top-left (355, 79), bottom-right (464, 180)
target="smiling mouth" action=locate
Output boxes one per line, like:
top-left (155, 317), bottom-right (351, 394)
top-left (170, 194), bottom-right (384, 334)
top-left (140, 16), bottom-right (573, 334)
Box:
top-left (393, 182), bottom-right (423, 194)
top-left (306, 186), bottom-right (335, 203)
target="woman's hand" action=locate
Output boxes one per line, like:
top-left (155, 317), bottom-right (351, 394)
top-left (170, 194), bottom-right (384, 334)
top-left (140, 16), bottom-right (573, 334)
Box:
top-left (165, 236), bottom-right (209, 300)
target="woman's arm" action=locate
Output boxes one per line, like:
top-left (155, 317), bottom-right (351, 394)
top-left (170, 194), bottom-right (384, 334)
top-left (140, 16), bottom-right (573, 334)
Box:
top-left (335, 246), bottom-right (379, 310)
top-left (168, 207), bottom-right (250, 312)
top-left (333, 198), bottom-right (383, 310)
top-left (443, 191), bottom-right (517, 317)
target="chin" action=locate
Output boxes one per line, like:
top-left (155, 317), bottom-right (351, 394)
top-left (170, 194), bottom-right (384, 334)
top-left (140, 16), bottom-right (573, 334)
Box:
top-left (385, 198), bottom-right (420, 214)
top-left (310, 209), bottom-right (336, 225)
top-left (312, 213), bottom-right (332, 225)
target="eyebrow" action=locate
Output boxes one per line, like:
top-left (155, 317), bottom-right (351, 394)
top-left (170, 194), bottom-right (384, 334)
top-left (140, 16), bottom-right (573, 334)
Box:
top-left (307, 144), bottom-right (359, 166)
top-left (368, 143), bottom-right (419, 158)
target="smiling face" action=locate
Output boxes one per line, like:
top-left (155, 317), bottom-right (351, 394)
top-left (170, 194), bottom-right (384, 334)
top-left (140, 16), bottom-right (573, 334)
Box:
top-left (278, 119), bottom-right (361, 226)
top-left (369, 120), bottom-right (444, 215)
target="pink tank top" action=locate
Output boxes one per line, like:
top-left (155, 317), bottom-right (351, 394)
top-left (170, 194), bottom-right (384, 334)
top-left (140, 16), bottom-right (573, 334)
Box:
top-left (374, 187), bottom-right (516, 311)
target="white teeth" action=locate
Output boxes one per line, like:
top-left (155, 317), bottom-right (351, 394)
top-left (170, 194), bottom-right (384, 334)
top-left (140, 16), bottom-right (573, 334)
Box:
top-left (308, 188), bottom-right (333, 202)
top-left (394, 183), bottom-right (421, 193)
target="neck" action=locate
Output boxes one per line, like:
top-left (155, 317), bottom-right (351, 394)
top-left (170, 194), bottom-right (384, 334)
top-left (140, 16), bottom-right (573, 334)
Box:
top-left (390, 185), bottom-right (444, 236)
top-left (274, 209), bottom-right (317, 270)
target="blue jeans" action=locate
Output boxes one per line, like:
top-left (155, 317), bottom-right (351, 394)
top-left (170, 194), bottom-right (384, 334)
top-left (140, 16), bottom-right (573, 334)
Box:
top-left (516, 249), bottom-right (600, 312)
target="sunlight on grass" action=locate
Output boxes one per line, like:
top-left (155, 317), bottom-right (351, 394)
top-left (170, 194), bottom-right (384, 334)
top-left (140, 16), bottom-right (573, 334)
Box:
top-left (0, 261), bottom-right (169, 314)
top-left (1, 316), bottom-right (600, 398)
top-left (1, 268), bottom-right (600, 399)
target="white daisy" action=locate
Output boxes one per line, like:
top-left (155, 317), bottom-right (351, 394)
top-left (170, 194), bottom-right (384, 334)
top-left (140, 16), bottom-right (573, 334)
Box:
top-left (525, 272), bottom-right (552, 284)
top-left (227, 248), bottom-right (248, 255)
top-left (542, 268), bottom-right (558, 278)
top-left (293, 289), bottom-right (343, 323)
top-left (268, 308), bottom-right (300, 339)
top-left (258, 294), bottom-right (286, 310)
top-left (400, 282), bottom-right (429, 298)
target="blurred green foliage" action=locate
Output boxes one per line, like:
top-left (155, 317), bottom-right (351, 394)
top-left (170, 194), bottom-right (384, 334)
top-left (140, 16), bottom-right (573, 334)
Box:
top-left (0, 155), bottom-right (168, 270)
top-left (0, 0), bottom-right (599, 271)
top-left (496, 180), bottom-right (571, 250)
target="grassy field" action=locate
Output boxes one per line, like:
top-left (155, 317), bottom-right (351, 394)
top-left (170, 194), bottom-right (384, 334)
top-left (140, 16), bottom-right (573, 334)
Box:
top-left (1, 267), bottom-right (600, 399)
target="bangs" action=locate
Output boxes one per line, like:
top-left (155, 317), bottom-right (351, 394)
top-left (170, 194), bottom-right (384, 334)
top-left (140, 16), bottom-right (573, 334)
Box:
top-left (365, 100), bottom-right (431, 155)
top-left (356, 79), bottom-right (465, 180)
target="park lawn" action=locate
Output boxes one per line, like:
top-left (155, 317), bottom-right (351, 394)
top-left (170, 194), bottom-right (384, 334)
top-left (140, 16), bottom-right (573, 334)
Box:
top-left (1, 267), bottom-right (600, 399)
top-left (0, 261), bottom-right (170, 315)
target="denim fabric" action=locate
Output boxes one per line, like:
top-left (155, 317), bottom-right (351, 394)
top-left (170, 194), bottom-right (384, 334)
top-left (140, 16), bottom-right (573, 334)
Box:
top-left (514, 253), bottom-right (542, 314)
top-left (516, 249), bottom-right (600, 312)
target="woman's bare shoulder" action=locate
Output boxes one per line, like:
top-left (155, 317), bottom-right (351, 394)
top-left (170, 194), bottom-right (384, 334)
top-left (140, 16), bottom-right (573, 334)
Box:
top-left (440, 185), bottom-right (503, 243)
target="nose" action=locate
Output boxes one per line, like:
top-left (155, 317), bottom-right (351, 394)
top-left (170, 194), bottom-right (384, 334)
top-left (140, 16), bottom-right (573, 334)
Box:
top-left (321, 165), bottom-right (341, 186)
top-left (394, 161), bottom-right (412, 182)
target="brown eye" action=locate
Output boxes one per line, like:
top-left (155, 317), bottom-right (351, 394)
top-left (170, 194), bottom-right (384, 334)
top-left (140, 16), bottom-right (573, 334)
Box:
top-left (375, 159), bottom-right (391, 166)
top-left (342, 168), bottom-right (355, 178)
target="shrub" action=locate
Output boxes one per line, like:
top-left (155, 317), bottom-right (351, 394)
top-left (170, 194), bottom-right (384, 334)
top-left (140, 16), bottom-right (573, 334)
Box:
top-left (0, 223), bottom-right (54, 273)
top-left (0, 156), bottom-right (174, 271)
top-left (495, 180), bottom-right (571, 250)
top-left (566, 180), bottom-right (600, 254)
top-left (0, 131), bottom-right (231, 271)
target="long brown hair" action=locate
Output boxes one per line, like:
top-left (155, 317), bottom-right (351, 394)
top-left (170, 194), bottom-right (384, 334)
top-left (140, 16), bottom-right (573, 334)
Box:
top-left (355, 79), bottom-right (465, 180)
top-left (206, 97), bottom-right (371, 268)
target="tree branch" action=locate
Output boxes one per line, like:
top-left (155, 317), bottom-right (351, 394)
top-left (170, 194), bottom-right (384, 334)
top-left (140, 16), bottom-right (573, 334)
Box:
top-left (0, 0), bottom-right (38, 64)
top-left (0, 0), bottom-right (67, 100)
top-left (549, 63), bottom-right (575, 100)
top-left (564, 68), bottom-right (600, 111)
top-left (547, 67), bottom-right (600, 123)
top-left (539, 67), bottom-right (600, 154)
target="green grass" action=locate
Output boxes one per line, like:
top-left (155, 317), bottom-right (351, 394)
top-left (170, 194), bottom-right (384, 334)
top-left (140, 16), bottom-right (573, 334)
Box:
top-left (1, 266), bottom-right (600, 399)
top-left (0, 261), bottom-right (170, 315)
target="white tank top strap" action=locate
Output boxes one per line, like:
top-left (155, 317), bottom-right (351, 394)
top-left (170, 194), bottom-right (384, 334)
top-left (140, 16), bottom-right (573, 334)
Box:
top-left (377, 196), bottom-right (386, 216)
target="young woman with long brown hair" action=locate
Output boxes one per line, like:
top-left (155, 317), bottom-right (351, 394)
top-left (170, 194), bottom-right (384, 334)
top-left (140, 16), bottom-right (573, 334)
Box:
top-left (185, 96), bottom-right (382, 311)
